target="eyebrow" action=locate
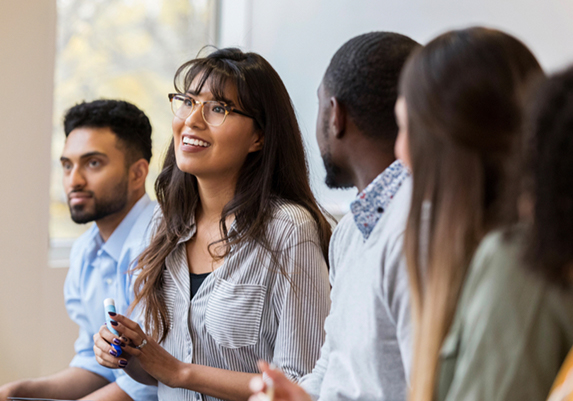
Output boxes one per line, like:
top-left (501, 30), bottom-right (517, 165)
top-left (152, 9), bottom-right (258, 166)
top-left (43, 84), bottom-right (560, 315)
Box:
top-left (60, 151), bottom-right (108, 162)
top-left (185, 90), bottom-right (236, 107)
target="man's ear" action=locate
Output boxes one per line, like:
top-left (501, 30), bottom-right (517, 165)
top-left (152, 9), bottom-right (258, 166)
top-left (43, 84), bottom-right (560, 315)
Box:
top-left (248, 129), bottom-right (264, 153)
top-left (129, 159), bottom-right (149, 191)
top-left (330, 97), bottom-right (346, 139)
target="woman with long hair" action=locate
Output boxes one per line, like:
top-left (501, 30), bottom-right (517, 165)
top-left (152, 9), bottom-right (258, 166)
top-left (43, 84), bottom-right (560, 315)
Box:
top-left (93, 48), bottom-right (332, 401)
top-left (522, 66), bottom-right (573, 401)
top-left (393, 27), bottom-right (572, 401)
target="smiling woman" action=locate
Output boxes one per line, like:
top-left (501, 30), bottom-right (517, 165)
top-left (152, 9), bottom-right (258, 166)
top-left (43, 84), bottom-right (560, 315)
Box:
top-left (92, 48), bottom-right (333, 401)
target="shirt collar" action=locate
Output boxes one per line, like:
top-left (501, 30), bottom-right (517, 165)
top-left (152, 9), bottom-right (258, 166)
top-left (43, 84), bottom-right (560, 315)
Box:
top-left (99, 194), bottom-right (152, 262)
top-left (350, 159), bottom-right (409, 240)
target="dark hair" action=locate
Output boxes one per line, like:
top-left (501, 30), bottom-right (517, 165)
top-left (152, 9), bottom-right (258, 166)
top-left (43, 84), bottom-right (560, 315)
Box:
top-left (132, 48), bottom-right (332, 342)
top-left (400, 27), bottom-right (543, 401)
top-left (64, 99), bottom-right (152, 163)
top-left (523, 66), bottom-right (573, 285)
top-left (323, 31), bottom-right (420, 142)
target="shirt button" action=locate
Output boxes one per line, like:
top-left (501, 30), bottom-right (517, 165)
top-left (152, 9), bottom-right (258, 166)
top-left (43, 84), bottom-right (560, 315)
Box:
top-left (106, 278), bottom-right (113, 285)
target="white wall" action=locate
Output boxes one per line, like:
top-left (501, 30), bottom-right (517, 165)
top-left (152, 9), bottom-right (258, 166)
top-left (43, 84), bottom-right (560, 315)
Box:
top-left (0, 0), bottom-right (78, 382)
top-left (220, 0), bottom-right (573, 214)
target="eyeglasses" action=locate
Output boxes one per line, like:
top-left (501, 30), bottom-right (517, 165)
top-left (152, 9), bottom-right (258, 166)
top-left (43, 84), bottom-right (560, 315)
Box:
top-left (168, 93), bottom-right (254, 127)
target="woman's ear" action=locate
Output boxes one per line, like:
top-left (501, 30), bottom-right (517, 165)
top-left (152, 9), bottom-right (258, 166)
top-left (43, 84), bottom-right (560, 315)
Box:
top-left (248, 129), bottom-right (264, 153)
top-left (129, 159), bottom-right (149, 191)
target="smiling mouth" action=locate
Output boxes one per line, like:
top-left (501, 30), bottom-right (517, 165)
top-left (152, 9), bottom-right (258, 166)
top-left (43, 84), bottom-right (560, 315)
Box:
top-left (183, 137), bottom-right (211, 147)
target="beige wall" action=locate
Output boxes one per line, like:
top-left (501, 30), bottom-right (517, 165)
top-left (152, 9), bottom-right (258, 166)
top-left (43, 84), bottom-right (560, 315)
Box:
top-left (0, 0), bottom-right (76, 382)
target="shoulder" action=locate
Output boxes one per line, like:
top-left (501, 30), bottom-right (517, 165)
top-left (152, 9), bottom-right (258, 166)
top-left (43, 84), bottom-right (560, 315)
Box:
top-left (69, 224), bottom-right (98, 259)
top-left (123, 200), bottom-right (159, 252)
top-left (455, 227), bottom-right (540, 330)
top-left (329, 212), bottom-right (357, 254)
top-left (267, 200), bottom-right (319, 238)
top-left (467, 228), bottom-right (524, 284)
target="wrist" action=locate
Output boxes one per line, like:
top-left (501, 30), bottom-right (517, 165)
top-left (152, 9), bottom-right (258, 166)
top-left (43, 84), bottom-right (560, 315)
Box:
top-left (171, 361), bottom-right (195, 389)
top-left (1, 379), bottom-right (28, 398)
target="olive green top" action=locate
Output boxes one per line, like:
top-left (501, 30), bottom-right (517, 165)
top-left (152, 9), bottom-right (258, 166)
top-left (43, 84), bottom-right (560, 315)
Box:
top-left (437, 227), bottom-right (573, 401)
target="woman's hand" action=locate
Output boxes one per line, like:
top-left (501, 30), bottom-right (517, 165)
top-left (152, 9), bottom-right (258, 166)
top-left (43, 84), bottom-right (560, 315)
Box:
top-left (106, 313), bottom-right (186, 388)
top-left (248, 361), bottom-right (312, 401)
top-left (93, 324), bottom-right (130, 369)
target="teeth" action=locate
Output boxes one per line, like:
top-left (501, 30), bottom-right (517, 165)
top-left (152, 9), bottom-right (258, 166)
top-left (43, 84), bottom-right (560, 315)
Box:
top-left (183, 137), bottom-right (210, 147)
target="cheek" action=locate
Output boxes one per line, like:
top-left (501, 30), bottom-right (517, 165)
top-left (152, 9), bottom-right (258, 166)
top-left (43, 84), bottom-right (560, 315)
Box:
top-left (395, 129), bottom-right (411, 169)
top-left (315, 112), bottom-right (328, 155)
top-left (172, 118), bottom-right (183, 139)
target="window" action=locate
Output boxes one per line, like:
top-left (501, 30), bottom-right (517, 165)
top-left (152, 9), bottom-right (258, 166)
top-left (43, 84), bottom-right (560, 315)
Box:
top-left (50, 0), bottom-right (218, 266)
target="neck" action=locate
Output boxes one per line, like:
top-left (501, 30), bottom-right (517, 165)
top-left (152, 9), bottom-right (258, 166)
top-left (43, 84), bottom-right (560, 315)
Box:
top-left (196, 174), bottom-right (237, 223)
top-left (349, 146), bottom-right (396, 193)
top-left (96, 190), bottom-right (145, 242)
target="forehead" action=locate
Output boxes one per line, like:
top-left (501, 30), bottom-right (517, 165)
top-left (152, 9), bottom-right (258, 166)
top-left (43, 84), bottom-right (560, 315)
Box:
top-left (63, 127), bottom-right (124, 159)
top-left (317, 79), bottom-right (331, 100)
top-left (187, 73), bottom-right (239, 103)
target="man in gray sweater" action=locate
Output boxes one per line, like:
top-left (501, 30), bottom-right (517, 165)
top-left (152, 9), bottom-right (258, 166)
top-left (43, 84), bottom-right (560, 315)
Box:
top-left (249, 32), bottom-right (420, 401)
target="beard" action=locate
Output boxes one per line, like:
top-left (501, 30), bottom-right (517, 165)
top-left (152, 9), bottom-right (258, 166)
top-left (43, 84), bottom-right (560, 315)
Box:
top-left (322, 150), bottom-right (352, 189)
top-left (68, 177), bottom-right (129, 224)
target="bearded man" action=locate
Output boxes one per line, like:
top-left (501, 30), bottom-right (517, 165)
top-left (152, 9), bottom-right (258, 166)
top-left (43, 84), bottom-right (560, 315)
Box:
top-left (0, 100), bottom-right (158, 401)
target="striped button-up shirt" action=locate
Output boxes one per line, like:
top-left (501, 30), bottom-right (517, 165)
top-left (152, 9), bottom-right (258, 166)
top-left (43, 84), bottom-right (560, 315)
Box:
top-left (155, 201), bottom-right (331, 401)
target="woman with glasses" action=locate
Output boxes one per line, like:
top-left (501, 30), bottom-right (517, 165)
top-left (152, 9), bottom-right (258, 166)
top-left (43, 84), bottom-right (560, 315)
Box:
top-left (93, 48), bottom-right (332, 401)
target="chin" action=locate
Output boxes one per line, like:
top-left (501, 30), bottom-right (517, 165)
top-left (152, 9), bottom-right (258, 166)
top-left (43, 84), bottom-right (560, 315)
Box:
top-left (175, 160), bottom-right (202, 176)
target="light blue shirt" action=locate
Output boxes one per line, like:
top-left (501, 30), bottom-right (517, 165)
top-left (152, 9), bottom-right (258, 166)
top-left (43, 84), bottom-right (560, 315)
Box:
top-left (64, 194), bottom-right (157, 401)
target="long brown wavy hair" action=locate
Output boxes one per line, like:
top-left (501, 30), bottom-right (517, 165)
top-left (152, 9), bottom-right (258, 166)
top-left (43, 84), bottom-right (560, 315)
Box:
top-left (400, 27), bottom-right (543, 401)
top-left (132, 48), bottom-right (332, 343)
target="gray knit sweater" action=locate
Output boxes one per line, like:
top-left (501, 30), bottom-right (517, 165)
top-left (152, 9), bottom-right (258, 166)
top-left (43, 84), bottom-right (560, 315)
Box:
top-left (299, 177), bottom-right (413, 401)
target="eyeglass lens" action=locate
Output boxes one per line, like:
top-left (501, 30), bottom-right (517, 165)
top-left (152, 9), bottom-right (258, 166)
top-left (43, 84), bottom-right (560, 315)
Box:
top-left (171, 96), bottom-right (227, 126)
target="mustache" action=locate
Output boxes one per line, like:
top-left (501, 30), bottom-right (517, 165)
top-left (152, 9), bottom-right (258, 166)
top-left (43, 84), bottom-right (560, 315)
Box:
top-left (67, 190), bottom-right (95, 199)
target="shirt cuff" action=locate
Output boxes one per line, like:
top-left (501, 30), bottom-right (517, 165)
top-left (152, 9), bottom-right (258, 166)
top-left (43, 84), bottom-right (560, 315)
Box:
top-left (116, 374), bottom-right (158, 401)
top-left (69, 354), bottom-right (115, 383)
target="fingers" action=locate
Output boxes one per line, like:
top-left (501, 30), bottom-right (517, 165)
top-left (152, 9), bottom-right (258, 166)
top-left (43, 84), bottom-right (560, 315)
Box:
top-left (107, 313), bottom-right (147, 350)
top-left (249, 376), bottom-right (267, 393)
top-left (257, 361), bottom-right (290, 387)
top-left (97, 323), bottom-right (123, 345)
top-left (93, 327), bottom-right (129, 369)
top-left (254, 360), bottom-right (312, 401)
top-left (108, 313), bottom-right (141, 332)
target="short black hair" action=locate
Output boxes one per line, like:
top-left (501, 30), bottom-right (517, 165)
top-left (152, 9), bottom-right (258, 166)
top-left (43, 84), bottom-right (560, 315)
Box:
top-left (64, 99), bottom-right (152, 163)
top-left (323, 31), bottom-right (420, 142)
top-left (524, 66), bottom-right (573, 285)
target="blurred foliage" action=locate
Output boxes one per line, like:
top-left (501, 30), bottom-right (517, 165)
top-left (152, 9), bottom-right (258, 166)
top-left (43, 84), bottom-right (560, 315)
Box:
top-left (51, 0), bottom-right (218, 239)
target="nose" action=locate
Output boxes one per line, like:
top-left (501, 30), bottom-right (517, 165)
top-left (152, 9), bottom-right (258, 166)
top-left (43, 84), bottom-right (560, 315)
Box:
top-left (184, 102), bottom-right (205, 128)
top-left (68, 166), bottom-right (86, 190)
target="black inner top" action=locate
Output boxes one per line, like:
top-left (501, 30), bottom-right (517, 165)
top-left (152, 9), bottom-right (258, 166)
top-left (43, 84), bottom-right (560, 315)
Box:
top-left (190, 271), bottom-right (211, 299)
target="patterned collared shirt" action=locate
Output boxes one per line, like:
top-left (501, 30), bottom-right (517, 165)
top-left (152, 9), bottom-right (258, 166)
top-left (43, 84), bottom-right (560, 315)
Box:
top-left (350, 160), bottom-right (410, 240)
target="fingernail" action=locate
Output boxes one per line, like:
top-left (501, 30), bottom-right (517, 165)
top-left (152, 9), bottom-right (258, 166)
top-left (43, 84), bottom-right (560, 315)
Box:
top-left (120, 336), bottom-right (129, 343)
top-left (119, 360), bottom-right (128, 368)
top-left (109, 349), bottom-right (118, 357)
top-left (108, 311), bottom-right (117, 316)
top-left (249, 376), bottom-right (264, 392)
top-left (112, 338), bottom-right (121, 345)
top-left (110, 320), bottom-right (118, 326)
